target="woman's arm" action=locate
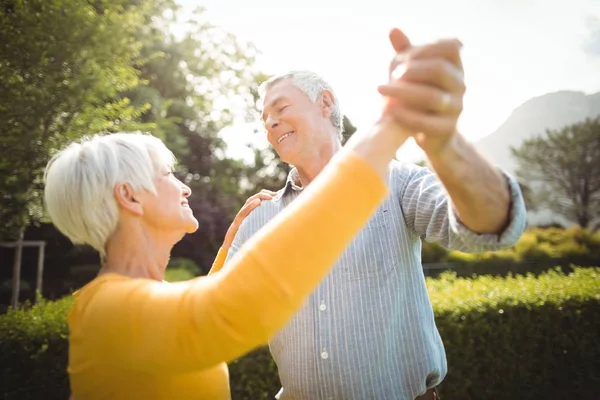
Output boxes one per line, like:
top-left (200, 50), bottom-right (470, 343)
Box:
top-left (208, 190), bottom-right (277, 275)
top-left (76, 124), bottom-right (409, 374)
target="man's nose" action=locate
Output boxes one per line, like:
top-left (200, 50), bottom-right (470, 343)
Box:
top-left (265, 114), bottom-right (279, 131)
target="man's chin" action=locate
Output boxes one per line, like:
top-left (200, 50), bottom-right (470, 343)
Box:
top-left (277, 150), bottom-right (296, 166)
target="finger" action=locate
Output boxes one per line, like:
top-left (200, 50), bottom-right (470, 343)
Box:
top-left (407, 39), bottom-right (463, 70)
top-left (378, 82), bottom-right (463, 116)
top-left (244, 192), bottom-right (272, 205)
top-left (392, 39), bottom-right (463, 73)
top-left (256, 192), bottom-right (275, 200)
top-left (236, 198), bottom-right (261, 220)
top-left (391, 58), bottom-right (466, 94)
top-left (383, 103), bottom-right (457, 137)
top-left (260, 189), bottom-right (278, 196)
top-left (244, 197), bottom-right (262, 212)
top-left (389, 28), bottom-right (412, 53)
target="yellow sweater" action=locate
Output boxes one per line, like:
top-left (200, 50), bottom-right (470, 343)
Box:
top-left (67, 150), bottom-right (387, 399)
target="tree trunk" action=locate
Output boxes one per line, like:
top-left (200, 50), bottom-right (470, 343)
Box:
top-left (577, 211), bottom-right (590, 228)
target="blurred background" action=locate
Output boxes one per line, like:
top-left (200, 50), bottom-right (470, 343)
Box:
top-left (0, 1), bottom-right (599, 399)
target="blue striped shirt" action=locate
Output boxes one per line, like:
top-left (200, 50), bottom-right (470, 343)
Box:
top-left (226, 160), bottom-right (527, 400)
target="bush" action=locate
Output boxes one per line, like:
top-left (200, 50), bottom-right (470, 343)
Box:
top-left (2, 268), bottom-right (599, 399)
top-left (0, 296), bottom-right (73, 400)
top-left (164, 268), bottom-right (195, 282)
top-left (164, 258), bottom-right (202, 282)
top-left (228, 347), bottom-right (281, 399)
top-left (167, 257), bottom-right (201, 275)
top-left (423, 227), bottom-right (600, 277)
top-left (429, 267), bottom-right (600, 399)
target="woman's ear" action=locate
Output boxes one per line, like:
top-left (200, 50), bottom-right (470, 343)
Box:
top-left (114, 183), bottom-right (144, 216)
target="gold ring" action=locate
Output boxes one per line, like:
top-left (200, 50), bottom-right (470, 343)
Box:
top-left (439, 92), bottom-right (452, 113)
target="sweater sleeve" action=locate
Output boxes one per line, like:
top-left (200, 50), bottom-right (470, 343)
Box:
top-left (207, 247), bottom-right (228, 276)
top-left (73, 149), bottom-right (388, 374)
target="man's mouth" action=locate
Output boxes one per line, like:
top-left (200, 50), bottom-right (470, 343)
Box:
top-left (278, 131), bottom-right (294, 144)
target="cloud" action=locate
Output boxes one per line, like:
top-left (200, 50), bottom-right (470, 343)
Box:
top-left (583, 16), bottom-right (600, 58)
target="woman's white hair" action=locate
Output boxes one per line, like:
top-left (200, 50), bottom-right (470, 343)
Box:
top-left (258, 70), bottom-right (344, 141)
top-left (44, 132), bottom-right (175, 257)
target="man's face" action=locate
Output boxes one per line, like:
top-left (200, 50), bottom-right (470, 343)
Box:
top-left (261, 79), bottom-right (328, 165)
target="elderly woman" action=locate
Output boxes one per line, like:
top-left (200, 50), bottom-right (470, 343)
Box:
top-left (45, 121), bottom-right (407, 399)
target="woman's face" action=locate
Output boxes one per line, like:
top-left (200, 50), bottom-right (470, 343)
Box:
top-left (140, 164), bottom-right (199, 238)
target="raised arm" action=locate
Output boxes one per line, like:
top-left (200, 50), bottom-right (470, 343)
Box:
top-left (208, 190), bottom-right (277, 275)
top-left (76, 123), bottom-right (410, 374)
top-left (378, 28), bottom-right (526, 247)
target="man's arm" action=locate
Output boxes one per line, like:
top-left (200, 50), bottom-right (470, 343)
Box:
top-left (398, 161), bottom-right (526, 252)
top-left (377, 29), bottom-right (526, 246)
top-left (426, 133), bottom-right (511, 234)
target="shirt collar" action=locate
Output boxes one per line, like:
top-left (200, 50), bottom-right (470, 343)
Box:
top-left (274, 167), bottom-right (304, 201)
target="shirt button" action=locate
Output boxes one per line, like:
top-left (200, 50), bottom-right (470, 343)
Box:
top-left (321, 351), bottom-right (329, 360)
top-left (319, 302), bottom-right (327, 311)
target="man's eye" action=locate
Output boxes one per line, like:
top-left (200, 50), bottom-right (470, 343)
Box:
top-left (279, 105), bottom-right (289, 112)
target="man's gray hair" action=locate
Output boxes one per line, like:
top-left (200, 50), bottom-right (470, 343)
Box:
top-left (44, 132), bottom-right (176, 257)
top-left (258, 70), bottom-right (344, 141)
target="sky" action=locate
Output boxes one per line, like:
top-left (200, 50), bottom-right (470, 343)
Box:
top-left (177, 0), bottom-right (600, 162)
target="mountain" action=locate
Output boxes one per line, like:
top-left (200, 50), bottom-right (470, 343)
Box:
top-left (475, 90), bottom-right (600, 175)
top-left (474, 90), bottom-right (600, 226)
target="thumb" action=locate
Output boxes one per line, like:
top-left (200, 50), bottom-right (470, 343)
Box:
top-left (389, 28), bottom-right (411, 53)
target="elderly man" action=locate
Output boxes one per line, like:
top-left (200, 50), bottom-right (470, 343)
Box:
top-left (226, 29), bottom-right (527, 400)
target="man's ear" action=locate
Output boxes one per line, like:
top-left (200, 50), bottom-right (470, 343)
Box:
top-left (114, 183), bottom-right (144, 216)
top-left (320, 90), bottom-right (335, 118)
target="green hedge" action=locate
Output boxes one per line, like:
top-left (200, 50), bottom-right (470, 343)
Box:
top-left (2, 268), bottom-right (599, 399)
top-left (429, 267), bottom-right (600, 399)
top-left (422, 227), bottom-right (600, 277)
top-left (0, 296), bottom-right (72, 400)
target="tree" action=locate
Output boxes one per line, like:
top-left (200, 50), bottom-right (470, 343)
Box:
top-left (511, 117), bottom-right (600, 228)
top-left (0, 0), bottom-right (152, 241)
top-left (517, 181), bottom-right (538, 212)
top-left (118, 5), bottom-right (266, 272)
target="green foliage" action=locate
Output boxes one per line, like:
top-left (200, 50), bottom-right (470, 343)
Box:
top-left (2, 269), bottom-right (598, 399)
top-left (511, 116), bottom-right (600, 228)
top-left (119, 5), bottom-right (268, 272)
top-left (0, 296), bottom-right (73, 400)
top-left (164, 257), bottom-right (200, 282)
top-left (0, 0), bottom-right (152, 240)
top-left (163, 268), bottom-right (195, 282)
top-left (428, 267), bottom-right (600, 399)
top-left (421, 241), bottom-right (448, 263)
top-left (167, 257), bottom-right (201, 275)
top-left (228, 347), bottom-right (281, 400)
top-left (422, 227), bottom-right (600, 277)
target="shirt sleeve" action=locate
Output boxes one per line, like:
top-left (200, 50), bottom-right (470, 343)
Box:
top-left (396, 163), bottom-right (527, 253)
top-left (73, 149), bottom-right (388, 374)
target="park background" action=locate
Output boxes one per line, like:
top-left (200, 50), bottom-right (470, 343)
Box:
top-left (1, 0), bottom-right (599, 399)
